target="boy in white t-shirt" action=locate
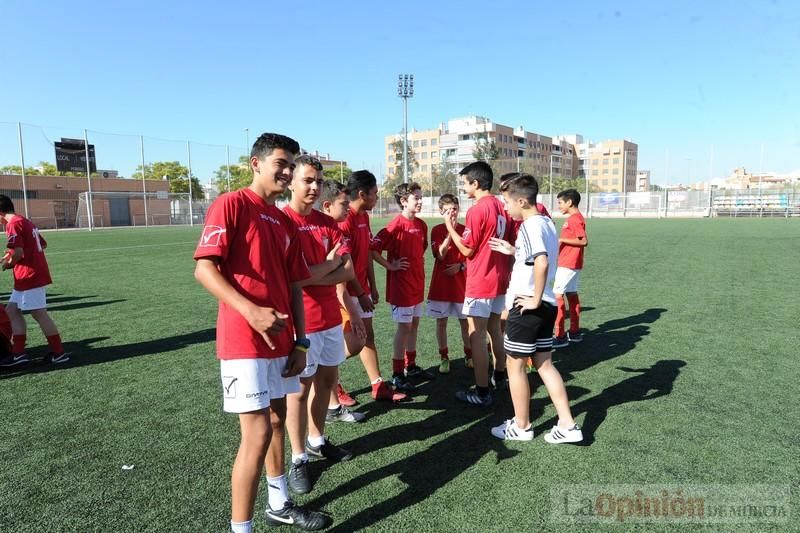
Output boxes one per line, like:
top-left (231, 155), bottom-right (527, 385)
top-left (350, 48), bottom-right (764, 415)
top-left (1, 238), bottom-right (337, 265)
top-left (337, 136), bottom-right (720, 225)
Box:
top-left (488, 173), bottom-right (583, 444)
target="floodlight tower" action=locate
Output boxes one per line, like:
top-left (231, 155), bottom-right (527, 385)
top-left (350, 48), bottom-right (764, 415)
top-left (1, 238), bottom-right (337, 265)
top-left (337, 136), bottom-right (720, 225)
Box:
top-left (398, 74), bottom-right (414, 183)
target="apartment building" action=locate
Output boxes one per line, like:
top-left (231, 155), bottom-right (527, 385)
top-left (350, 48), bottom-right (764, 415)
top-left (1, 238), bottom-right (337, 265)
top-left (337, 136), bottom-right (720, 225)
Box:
top-left (574, 138), bottom-right (638, 193)
top-left (637, 170), bottom-right (651, 192)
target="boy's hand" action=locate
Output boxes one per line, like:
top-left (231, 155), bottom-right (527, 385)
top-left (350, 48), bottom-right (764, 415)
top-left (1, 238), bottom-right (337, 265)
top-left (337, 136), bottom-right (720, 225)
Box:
top-left (247, 307), bottom-right (288, 349)
top-left (488, 237), bottom-right (515, 256)
top-left (371, 287), bottom-right (380, 305)
top-left (443, 263), bottom-right (461, 276)
top-left (514, 295), bottom-right (541, 312)
top-left (389, 257), bottom-right (410, 271)
top-left (326, 242), bottom-right (343, 262)
top-left (358, 293), bottom-right (374, 313)
top-left (283, 347), bottom-right (307, 377)
top-left (351, 316), bottom-right (367, 342)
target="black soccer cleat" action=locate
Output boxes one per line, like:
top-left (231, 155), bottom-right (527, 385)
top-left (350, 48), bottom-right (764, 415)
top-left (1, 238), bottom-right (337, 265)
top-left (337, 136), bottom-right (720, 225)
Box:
top-left (264, 501), bottom-right (331, 530)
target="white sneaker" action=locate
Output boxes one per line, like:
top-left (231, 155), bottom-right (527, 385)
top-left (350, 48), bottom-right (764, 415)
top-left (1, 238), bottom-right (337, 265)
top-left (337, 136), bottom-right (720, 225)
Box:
top-left (326, 405), bottom-right (366, 423)
top-left (491, 419), bottom-right (534, 441)
top-left (544, 424), bottom-right (583, 444)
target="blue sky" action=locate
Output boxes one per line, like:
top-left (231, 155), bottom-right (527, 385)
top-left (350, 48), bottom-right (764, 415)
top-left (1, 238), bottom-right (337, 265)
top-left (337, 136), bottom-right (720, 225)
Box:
top-left (1, 0), bottom-right (798, 185)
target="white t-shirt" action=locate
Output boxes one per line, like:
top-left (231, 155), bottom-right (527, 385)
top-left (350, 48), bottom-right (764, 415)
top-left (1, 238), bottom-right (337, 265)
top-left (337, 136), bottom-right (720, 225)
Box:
top-left (506, 215), bottom-right (558, 310)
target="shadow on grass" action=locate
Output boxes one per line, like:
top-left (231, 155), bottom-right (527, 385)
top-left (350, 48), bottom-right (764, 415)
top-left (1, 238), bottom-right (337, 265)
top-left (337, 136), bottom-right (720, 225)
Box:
top-left (306, 366), bottom-right (591, 532)
top-left (0, 328), bottom-right (215, 379)
top-left (0, 292), bottom-right (128, 314)
top-left (552, 307), bottom-right (668, 381)
top-left (535, 359), bottom-right (687, 445)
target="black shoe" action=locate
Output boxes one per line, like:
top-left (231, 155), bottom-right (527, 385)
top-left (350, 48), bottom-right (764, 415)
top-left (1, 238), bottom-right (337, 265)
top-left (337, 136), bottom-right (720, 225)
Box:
top-left (49, 352), bottom-right (70, 364)
top-left (0, 353), bottom-right (29, 367)
top-left (264, 500), bottom-right (331, 530)
top-left (306, 437), bottom-right (353, 462)
top-left (405, 365), bottom-right (435, 380)
top-left (391, 373), bottom-right (414, 392)
top-left (288, 458), bottom-right (312, 494)
top-left (490, 372), bottom-right (509, 391)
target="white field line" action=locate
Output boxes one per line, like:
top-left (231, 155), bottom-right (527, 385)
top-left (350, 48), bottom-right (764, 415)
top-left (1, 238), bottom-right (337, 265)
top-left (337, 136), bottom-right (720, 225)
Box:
top-left (47, 241), bottom-right (198, 255)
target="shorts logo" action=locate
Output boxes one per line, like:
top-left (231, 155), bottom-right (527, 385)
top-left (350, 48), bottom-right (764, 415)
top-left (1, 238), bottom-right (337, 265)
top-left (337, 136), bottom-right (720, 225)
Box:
top-left (200, 225), bottom-right (226, 247)
top-left (222, 376), bottom-right (238, 399)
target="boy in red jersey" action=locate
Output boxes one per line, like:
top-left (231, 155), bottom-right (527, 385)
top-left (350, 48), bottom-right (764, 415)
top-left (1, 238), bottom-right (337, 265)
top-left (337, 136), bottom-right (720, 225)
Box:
top-left (338, 170), bottom-right (406, 402)
top-left (194, 133), bottom-right (328, 532)
top-left (282, 157), bottom-right (365, 496)
top-left (372, 182), bottom-right (432, 392)
top-left (552, 189), bottom-right (588, 348)
top-left (0, 195), bottom-right (67, 367)
top-left (426, 194), bottom-right (469, 374)
top-left (442, 162), bottom-right (513, 407)
top-left (316, 180), bottom-right (367, 412)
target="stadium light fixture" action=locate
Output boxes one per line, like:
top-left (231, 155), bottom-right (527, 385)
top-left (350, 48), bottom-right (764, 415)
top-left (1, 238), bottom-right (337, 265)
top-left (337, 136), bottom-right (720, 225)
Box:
top-left (398, 74), bottom-right (414, 184)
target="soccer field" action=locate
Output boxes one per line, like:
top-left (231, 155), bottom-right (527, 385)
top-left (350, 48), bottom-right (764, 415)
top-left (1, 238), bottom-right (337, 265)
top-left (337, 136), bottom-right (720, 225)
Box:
top-left (1, 219), bottom-right (797, 532)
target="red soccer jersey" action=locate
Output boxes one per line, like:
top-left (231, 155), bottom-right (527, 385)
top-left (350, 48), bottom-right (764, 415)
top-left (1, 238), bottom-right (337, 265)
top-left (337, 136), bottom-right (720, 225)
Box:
top-left (461, 195), bottom-right (513, 299)
top-left (428, 222), bottom-right (466, 303)
top-left (5, 215), bottom-right (52, 291)
top-left (558, 212), bottom-right (587, 269)
top-left (194, 188), bottom-right (310, 360)
top-left (338, 208), bottom-right (372, 295)
top-left (372, 215), bottom-right (428, 307)
top-left (283, 206), bottom-right (350, 333)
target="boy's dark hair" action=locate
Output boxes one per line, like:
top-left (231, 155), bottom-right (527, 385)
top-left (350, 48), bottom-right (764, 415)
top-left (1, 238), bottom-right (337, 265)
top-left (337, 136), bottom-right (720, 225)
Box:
top-left (557, 188), bottom-right (581, 207)
top-left (319, 179), bottom-right (349, 205)
top-left (294, 154), bottom-right (323, 172)
top-left (500, 173), bottom-right (539, 204)
top-left (438, 193), bottom-right (459, 211)
top-left (499, 172), bottom-right (520, 183)
top-left (459, 161), bottom-right (493, 191)
top-left (250, 133), bottom-right (300, 160)
top-left (346, 170), bottom-right (377, 201)
top-left (394, 182), bottom-right (421, 207)
top-left (0, 195), bottom-right (15, 214)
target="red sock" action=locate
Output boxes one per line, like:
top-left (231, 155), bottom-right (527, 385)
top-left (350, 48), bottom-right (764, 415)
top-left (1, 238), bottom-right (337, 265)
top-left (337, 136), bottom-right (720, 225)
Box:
top-left (392, 358), bottom-right (404, 375)
top-left (404, 350), bottom-right (417, 368)
top-left (567, 293), bottom-right (581, 333)
top-left (12, 334), bottom-right (26, 355)
top-left (438, 347), bottom-right (449, 360)
top-left (555, 295), bottom-right (567, 337)
top-left (464, 346), bottom-right (472, 360)
top-left (46, 334), bottom-right (64, 355)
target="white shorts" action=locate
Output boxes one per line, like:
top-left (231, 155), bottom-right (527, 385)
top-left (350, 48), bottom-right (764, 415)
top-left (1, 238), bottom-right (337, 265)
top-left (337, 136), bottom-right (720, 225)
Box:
top-left (463, 295), bottom-right (506, 319)
top-left (350, 295), bottom-right (374, 319)
top-left (391, 302), bottom-right (424, 324)
top-left (220, 357), bottom-right (301, 413)
top-left (301, 325), bottom-right (346, 378)
top-left (8, 287), bottom-right (47, 311)
top-left (426, 300), bottom-right (466, 320)
top-left (553, 267), bottom-right (581, 294)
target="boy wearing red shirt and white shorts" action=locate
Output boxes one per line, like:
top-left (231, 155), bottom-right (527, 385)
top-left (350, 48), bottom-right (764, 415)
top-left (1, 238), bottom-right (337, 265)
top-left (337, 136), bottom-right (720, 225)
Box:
top-left (372, 182), bottom-right (432, 393)
top-left (443, 162), bottom-right (514, 407)
top-left (0, 194), bottom-right (67, 367)
top-left (194, 133), bottom-right (328, 532)
top-left (552, 189), bottom-right (588, 348)
top-left (426, 193), bottom-right (469, 374)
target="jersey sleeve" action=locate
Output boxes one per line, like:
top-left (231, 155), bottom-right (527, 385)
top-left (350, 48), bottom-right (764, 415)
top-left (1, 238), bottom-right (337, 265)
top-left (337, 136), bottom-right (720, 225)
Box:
top-left (331, 224), bottom-right (350, 256)
top-left (573, 216), bottom-right (587, 239)
top-left (461, 206), bottom-right (482, 250)
top-left (194, 195), bottom-right (237, 261)
top-left (421, 220), bottom-right (428, 252)
top-left (286, 225), bottom-right (311, 283)
top-left (520, 222), bottom-right (548, 266)
top-left (371, 227), bottom-right (393, 252)
top-left (5, 219), bottom-right (24, 250)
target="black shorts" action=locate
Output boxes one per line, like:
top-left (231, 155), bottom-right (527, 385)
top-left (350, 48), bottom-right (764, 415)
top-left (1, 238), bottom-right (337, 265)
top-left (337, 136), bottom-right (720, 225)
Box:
top-left (503, 302), bottom-right (557, 357)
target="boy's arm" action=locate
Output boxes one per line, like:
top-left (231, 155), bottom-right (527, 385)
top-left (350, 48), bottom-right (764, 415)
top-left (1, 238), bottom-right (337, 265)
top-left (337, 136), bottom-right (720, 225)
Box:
top-left (559, 236), bottom-right (588, 247)
top-left (194, 257), bottom-right (287, 348)
top-left (282, 284), bottom-right (307, 377)
top-left (371, 249), bottom-right (409, 271)
top-left (310, 253), bottom-right (355, 286)
top-left (444, 214), bottom-right (474, 258)
top-left (2, 247), bottom-right (24, 270)
top-left (337, 283), bottom-right (366, 341)
top-left (367, 255), bottom-right (379, 304)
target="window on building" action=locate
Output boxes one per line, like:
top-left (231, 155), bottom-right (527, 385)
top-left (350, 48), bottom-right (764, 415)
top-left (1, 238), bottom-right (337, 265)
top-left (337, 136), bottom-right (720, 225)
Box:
top-left (461, 134), bottom-right (470, 141)
top-left (603, 158), bottom-right (609, 165)
top-left (613, 157), bottom-right (619, 165)
top-left (413, 140), bottom-right (419, 148)
top-left (421, 139), bottom-right (427, 147)
top-left (421, 165), bottom-right (428, 172)
top-left (388, 155), bottom-right (394, 162)
top-left (612, 168), bottom-right (619, 175)
top-left (431, 138), bottom-right (437, 146)
top-left (602, 179), bottom-right (608, 185)
top-left (420, 152), bottom-right (428, 160)
top-left (430, 151), bottom-right (437, 158)
top-left (603, 168), bottom-right (609, 174)
top-left (517, 150), bottom-right (524, 157)
top-left (389, 168), bottom-right (394, 175)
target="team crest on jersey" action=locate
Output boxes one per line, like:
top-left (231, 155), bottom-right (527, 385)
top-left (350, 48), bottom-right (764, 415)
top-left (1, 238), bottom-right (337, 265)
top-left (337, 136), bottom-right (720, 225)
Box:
top-left (199, 225), bottom-right (226, 247)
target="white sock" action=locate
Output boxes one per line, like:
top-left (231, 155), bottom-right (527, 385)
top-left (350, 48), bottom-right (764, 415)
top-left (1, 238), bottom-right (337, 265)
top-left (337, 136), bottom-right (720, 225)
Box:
top-left (328, 402), bottom-right (341, 410)
top-left (308, 434), bottom-right (325, 448)
top-left (291, 452), bottom-right (308, 463)
top-left (371, 377), bottom-right (382, 385)
top-left (230, 519), bottom-right (253, 533)
top-left (267, 475), bottom-right (288, 510)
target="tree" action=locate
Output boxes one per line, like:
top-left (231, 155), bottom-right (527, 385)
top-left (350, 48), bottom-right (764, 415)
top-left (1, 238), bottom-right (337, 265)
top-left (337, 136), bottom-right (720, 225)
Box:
top-left (213, 156), bottom-right (252, 193)
top-left (0, 161), bottom-right (94, 177)
top-left (131, 161), bottom-right (203, 199)
top-left (388, 138), bottom-right (417, 184)
top-left (472, 132), bottom-right (500, 163)
top-left (322, 164), bottom-right (353, 183)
